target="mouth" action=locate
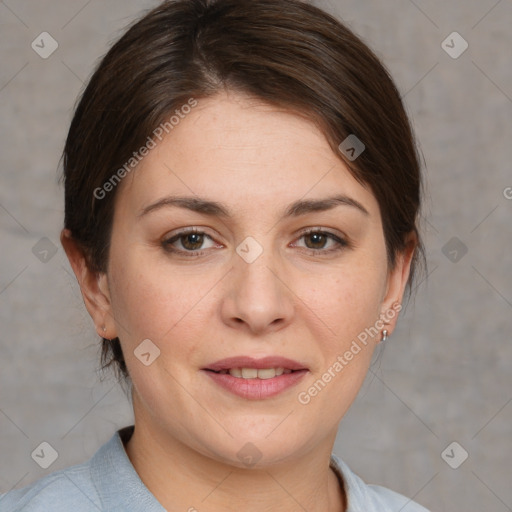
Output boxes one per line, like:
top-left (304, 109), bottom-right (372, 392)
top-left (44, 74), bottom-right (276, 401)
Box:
top-left (205, 367), bottom-right (299, 379)
top-left (202, 356), bottom-right (309, 399)
top-left (203, 355), bottom-right (308, 374)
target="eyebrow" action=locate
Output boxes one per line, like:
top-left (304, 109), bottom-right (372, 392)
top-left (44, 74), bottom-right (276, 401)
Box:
top-left (138, 194), bottom-right (369, 220)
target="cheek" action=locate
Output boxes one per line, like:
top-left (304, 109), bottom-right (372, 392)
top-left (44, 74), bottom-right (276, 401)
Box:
top-left (296, 261), bottom-right (386, 341)
top-left (293, 268), bottom-right (385, 419)
top-left (107, 247), bottom-right (215, 351)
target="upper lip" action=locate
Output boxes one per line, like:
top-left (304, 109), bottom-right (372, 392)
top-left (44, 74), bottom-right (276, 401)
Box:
top-left (204, 356), bottom-right (308, 372)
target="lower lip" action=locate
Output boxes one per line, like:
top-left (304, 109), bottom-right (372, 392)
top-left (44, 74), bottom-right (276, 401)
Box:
top-left (202, 370), bottom-right (308, 400)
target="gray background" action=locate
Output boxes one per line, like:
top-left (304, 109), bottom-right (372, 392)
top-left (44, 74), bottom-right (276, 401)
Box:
top-left (1, 0), bottom-right (511, 510)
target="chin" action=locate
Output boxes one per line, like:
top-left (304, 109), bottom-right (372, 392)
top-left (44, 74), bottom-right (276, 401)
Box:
top-left (199, 429), bottom-right (317, 470)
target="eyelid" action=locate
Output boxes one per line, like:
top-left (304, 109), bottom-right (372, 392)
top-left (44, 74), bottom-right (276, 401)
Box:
top-left (296, 226), bottom-right (346, 239)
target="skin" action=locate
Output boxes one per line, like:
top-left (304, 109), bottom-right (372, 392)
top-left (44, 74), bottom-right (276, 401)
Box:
top-left (62, 90), bottom-right (416, 512)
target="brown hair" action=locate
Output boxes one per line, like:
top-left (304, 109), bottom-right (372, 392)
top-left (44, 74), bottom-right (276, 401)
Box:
top-left (61, 0), bottom-right (425, 384)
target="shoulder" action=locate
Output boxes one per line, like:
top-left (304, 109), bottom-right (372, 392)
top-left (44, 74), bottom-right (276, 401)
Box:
top-left (330, 454), bottom-right (431, 512)
top-left (0, 461), bottom-right (101, 512)
top-left (0, 426), bottom-right (163, 512)
top-left (363, 483), bottom-right (430, 512)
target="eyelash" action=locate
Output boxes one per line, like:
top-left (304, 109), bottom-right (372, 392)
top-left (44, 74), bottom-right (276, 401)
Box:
top-left (162, 227), bottom-right (349, 257)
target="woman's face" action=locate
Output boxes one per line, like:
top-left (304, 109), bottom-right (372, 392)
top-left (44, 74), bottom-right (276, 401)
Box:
top-left (92, 91), bottom-right (412, 466)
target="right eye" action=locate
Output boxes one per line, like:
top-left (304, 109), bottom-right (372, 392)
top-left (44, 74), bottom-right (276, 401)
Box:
top-left (162, 228), bottom-right (220, 257)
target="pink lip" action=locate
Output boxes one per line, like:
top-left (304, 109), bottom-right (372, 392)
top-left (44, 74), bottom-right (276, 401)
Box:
top-left (202, 356), bottom-right (309, 400)
top-left (203, 369), bottom-right (308, 400)
top-left (204, 356), bottom-right (308, 372)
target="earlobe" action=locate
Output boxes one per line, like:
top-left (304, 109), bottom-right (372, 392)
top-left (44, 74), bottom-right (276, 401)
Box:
top-left (60, 229), bottom-right (115, 337)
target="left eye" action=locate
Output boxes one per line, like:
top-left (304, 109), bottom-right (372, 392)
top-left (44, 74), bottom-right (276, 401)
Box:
top-left (294, 230), bottom-right (347, 253)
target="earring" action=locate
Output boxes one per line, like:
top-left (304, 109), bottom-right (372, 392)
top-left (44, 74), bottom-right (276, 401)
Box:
top-left (101, 326), bottom-right (111, 341)
top-left (381, 329), bottom-right (388, 343)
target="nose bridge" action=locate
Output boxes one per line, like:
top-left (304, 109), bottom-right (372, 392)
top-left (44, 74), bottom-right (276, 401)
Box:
top-left (222, 234), bottom-right (294, 332)
top-left (235, 234), bottom-right (282, 298)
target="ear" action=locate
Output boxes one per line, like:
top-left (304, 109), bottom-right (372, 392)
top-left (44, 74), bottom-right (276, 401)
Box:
top-left (379, 232), bottom-right (417, 335)
top-left (60, 229), bottom-right (117, 340)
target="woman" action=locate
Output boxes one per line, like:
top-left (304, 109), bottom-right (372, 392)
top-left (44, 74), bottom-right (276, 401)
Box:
top-left (1, 0), bottom-right (429, 510)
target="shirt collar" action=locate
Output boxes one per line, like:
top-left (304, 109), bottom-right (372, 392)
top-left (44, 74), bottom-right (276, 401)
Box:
top-left (89, 425), bottom-right (165, 511)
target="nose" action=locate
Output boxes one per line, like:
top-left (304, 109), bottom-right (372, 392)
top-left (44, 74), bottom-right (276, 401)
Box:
top-left (220, 242), bottom-right (295, 335)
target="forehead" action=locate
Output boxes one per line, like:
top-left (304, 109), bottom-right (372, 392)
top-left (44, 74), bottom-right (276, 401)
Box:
top-left (115, 91), bottom-right (378, 219)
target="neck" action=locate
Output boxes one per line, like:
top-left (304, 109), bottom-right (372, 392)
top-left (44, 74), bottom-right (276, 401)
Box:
top-left (124, 420), bottom-right (345, 512)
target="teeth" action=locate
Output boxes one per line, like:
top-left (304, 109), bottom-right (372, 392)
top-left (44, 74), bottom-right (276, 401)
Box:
top-left (226, 367), bottom-right (287, 379)
top-left (256, 368), bottom-right (278, 380)
top-left (241, 368), bottom-right (258, 379)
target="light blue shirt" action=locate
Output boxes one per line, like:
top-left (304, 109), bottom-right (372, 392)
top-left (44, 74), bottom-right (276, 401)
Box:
top-left (1, 426), bottom-right (430, 511)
